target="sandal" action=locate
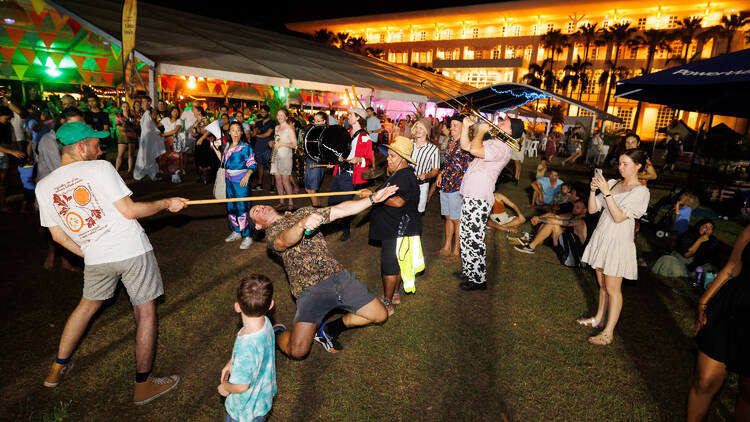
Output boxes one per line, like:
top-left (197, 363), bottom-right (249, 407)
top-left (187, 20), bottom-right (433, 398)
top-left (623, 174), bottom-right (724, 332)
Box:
top-left (588, 332), bottom-right (613, 346)
top-left (576, 317), bottom-right (603, 328)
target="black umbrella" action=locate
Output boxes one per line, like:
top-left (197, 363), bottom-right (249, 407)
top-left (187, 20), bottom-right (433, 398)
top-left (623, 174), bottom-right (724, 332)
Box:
top-left (615, 48), bottom-right (750, 118)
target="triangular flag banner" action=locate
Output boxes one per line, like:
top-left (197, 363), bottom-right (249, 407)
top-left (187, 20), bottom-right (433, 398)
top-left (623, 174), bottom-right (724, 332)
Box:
top-left (5, 28), bottom-right (27, 47)
top-left (36, 50), bottom-right (50, 67)
top-left (30, 0), bottom-right (45, 14)
top-left (206, 81), bottom-right (217, 94)
top-left (94, 57), bottom-right (109, 71)
top-left (68, 20), bottom-right (82, 36)
top-left (12, 64), bottom-right (29, 78)
top-left (69, 54), bottom-right (86, 69)
top-left (220, 83), bottom-right (229, 96)
top-left (29, 11), bottom-right (46, 29)
top-left (18, 48), bottom-right (35, 66)
top-left (0, 47), bottom-right (15, 64)
top-left (78, 70), bottom-right (92, 83)
top-left (49, 10), bottom-right (69, 31)
top-left (110, 44), bottom-right (121, 58)
top-left (101, 73), bottom-right (114, 86)
top-left (38, 32), bottom-right (58, 49)
top-left (49, 52), bottom-right (65, 66)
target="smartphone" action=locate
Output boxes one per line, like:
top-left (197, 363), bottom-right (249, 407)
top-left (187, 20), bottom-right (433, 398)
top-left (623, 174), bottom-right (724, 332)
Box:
top-left (594, 168), bottom-right (602, 177)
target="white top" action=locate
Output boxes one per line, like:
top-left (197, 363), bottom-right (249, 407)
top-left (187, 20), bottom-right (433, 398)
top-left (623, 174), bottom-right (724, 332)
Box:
top-left (36, 130), bottom-right (61, 182)
top-left (11, 111), bottom-right (24, 142)
top-left (160, 117), bottom-right (182, 134)
top-left (36, 160), bottom-right (153, 265)
top-left (366, 116), bottom-right (381, 143)
top-left (180, 110), bottom-right (196, 137)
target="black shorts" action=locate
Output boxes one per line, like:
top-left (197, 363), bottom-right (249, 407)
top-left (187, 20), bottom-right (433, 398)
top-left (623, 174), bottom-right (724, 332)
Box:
top-left (294, 270), bottom-right (376, 324)
top-left (381, 238), bottom-right (399, 276)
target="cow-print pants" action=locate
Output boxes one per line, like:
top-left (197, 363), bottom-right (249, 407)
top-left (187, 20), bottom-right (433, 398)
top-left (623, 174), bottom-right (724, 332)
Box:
top-left (460, 197), bottom-right (492, 284)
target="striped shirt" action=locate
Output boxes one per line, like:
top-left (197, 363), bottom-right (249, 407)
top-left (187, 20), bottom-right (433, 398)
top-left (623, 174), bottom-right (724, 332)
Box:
top-left (410, 140), bottom-right (440, 178)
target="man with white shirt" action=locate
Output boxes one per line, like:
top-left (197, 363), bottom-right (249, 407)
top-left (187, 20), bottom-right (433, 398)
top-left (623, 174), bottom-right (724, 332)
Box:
top-left (366, 107), bottom-right (382, 144)
top-left (36, 121), bottom-right (188, 405)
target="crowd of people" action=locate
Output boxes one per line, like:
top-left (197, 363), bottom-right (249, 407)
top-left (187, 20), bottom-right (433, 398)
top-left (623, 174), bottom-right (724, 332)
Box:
top-left (2, 82), bottom-right (747, 421)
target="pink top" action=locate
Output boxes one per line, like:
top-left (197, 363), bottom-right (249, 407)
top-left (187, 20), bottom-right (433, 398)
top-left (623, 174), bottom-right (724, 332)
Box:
top-left (459, 139), bottom-right (512, 205)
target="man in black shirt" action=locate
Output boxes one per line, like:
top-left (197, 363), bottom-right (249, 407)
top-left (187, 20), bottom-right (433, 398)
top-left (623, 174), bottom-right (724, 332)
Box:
top-left (84, 94), bottom-right (110, 133)
top-left (366, 136), bottom-right (421, 315)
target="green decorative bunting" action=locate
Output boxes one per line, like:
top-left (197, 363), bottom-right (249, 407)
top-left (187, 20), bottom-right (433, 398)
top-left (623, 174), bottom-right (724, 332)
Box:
top-left (12, 64), bottom-right (29, 78)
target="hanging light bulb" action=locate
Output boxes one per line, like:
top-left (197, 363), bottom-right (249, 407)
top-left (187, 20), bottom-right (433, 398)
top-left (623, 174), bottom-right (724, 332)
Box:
top-left (187, 76), bottom-right (196, 89)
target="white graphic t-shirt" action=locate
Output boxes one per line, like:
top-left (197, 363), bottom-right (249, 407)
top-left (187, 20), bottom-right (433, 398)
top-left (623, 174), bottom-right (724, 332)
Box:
top-left (36, 160), bottom-right (153, 265)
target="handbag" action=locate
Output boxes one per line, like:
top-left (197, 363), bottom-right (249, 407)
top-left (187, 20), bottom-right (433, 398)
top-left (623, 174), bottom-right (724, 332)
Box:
top-left (213, 148), bottom-right (227, 199)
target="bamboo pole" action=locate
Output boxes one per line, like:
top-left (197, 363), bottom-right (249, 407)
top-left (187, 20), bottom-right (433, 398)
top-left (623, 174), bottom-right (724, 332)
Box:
top-left (185, 190), bottom-right (363, 205)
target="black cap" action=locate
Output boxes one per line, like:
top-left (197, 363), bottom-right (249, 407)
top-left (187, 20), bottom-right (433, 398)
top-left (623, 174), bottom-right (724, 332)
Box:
top-left (448, 113), bottom-right (467, 124)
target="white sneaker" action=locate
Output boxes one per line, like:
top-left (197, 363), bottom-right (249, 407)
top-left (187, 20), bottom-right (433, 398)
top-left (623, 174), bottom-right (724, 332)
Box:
top-left (240, 237), bottom-right (253, 249)
top-left (225, 232), bottom-right (241, 242)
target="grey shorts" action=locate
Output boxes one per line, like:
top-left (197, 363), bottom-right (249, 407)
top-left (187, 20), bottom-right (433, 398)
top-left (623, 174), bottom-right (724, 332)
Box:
top-left (83, 250), bottom-right (164, 306)
top-left (440, 191), bottom-right (462, 220)
top-left (294, 270), bottom-right (376, 324)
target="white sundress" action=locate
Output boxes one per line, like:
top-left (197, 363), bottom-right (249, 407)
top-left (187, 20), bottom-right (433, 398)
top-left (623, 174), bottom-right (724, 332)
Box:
top-left (581, 179), bottom-right (650, 280)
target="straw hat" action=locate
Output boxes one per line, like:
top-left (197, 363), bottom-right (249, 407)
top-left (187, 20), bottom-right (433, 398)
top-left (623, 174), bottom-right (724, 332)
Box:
top-left (348, 108), bottom-right (367, 120)
top-left (378, 136), bottom-right (415, 164)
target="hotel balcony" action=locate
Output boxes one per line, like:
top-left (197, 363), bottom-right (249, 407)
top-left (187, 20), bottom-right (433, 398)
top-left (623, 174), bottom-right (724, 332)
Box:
top-left (433, 58), bottom-right (523, 69)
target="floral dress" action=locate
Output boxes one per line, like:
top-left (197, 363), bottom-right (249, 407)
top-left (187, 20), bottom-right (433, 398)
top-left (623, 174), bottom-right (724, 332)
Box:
top-left (223, 143), bottom-right (257, 238)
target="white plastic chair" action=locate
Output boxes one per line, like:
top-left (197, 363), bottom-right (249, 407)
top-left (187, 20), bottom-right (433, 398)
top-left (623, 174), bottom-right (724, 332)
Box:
top-left (597, 145), bottom-right (610, 166)
top-left (527, 140), bottom-right (539, 158)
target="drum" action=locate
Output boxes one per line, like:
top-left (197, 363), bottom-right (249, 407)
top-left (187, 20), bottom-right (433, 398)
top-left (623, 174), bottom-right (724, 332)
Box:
top-left (304, 125), bottom-right (351, 164)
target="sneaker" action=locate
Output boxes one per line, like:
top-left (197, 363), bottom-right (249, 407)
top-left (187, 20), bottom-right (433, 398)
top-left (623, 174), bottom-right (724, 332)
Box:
top-left (133, 375), bottom-right (180, 406)
top-left (391, 292), bottom-right (401, 305)
top-left (44, 361), bottom-right (74, 387)
top-left (459, 280), bottom-right (487, 291)
top-left (253, 185), bottom-right (263, 191)
top-left (507, 236), bottom-right (529, 246)
top-left (239, 237), bottom-right (253, 249)
top-left (452, 271), bottom-right (468, 282)
top-left (273, 323), bottom-right (286, 335)
top-left (314, 322), bottom-right (342, 353)
top-left (514, 245), bottom-right (536, 254)
top-left (225, 232), bottom-right (241, 242)
top-left (380, 297), bottom-right (395, 316)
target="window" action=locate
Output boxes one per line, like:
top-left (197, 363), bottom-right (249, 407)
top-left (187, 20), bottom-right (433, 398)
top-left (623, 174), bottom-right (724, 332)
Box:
top-left (602, 20), bottom-right (610, 29)
top-left (547, 23), bottom-right (555, 32)
top-left (394, 32), bottom-right (404, 42)
top-left (436, 49), bottom-right (444, 59)
top-left (499, 26), bottom-right (506, 37)
top-left (531, 24), bottom-right (539, 35)
top-left (464, 47), bottom-right (474, 60)
top-left (567, 22), bottom-right (576, 33)
top-left (515, 46), bottom-right (524, 58)
top-left (655, 106), bottom-right (675, 132)
top-left (472, 27), bottom-right (479, 39)
top-left (629, 47), bottom-right (638, 60)
top-left (504, 71), bottom-right (514, 82)
top-left (615, 108), bottom-right (634, 130)
top-left (492, 48), bottom-right (501, 60)
top-left (441, 29), bottom-right (452, 40)
top-left (524, 46), bottom-right (533, 61)
top-left (577, 108), bottom-right (594, 117)
top-left (667, 16), bottom-right (678, 29)
top-left (419, 31), bottom-right (427, 41)
top-left (379, 34), bottom-right (385, 43)
top-left (637, 18), bottom-right (647, 30)
top-left (511, 25), bottom-right (521, 36)
top-left (505, 47), bottom-right (515, 59)
top-left (590, 46), bottom-right (599, 60)
top-left (466, 71), bottom-right (497, 87)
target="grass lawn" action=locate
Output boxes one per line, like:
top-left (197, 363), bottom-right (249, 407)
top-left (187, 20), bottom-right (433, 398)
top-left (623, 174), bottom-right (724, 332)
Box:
top-left (1, 155), bottom-right (742, 421)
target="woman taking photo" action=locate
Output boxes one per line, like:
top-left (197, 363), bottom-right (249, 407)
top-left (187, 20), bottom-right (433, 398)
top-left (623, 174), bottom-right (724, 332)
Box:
top-left (687, 224), bottom-right (750, 421)
top-left (577, 149), bottom-right (650, 345)
top-left (210, 121), bottom-right (256, 250)
top-left (115, 101), bottom-right (138, 173)
top-left (269, 108), bottom-right (296, 211)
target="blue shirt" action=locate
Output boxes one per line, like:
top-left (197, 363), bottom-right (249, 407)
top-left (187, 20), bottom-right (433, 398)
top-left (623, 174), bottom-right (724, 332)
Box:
top-left (225, 317), bottom-right (277, 422)
top-left (537, 176), bottom-right (564, 204)
top-left (673, 205), bottom-right (693, 235)
top-left (253, 118), bottom-right (276, 154)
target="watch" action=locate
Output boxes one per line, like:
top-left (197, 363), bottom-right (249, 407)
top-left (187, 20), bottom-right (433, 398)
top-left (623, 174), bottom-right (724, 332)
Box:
top-left (369, 195), bottom-right (375, 205)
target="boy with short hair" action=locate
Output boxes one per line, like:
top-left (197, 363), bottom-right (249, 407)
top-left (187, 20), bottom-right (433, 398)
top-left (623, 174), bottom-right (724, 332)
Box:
top-left (219, 274), bottom-right (278, 422)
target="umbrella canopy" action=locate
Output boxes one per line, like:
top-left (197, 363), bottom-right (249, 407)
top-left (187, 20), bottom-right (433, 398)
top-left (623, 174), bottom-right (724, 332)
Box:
top-left (615, 48), bottom-right (750, 118)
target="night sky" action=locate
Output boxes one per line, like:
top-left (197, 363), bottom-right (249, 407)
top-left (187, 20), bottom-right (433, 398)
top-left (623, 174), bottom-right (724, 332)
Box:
top-left (141, 0), bottom-right (508, 34)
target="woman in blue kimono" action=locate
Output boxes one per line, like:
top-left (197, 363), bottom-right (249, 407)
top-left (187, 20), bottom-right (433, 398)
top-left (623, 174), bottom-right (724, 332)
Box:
top-left (211, 121), bottom-right (256, 249)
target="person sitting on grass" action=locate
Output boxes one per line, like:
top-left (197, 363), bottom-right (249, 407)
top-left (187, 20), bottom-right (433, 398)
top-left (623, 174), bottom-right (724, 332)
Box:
top-left (514, 200), bottom-right (588, 256)
top-left (554, 183), bottom-right (573, 209)
top-left (218, 274), bottom-right (278, 422)
top-left (536, 157), bottom-right (547, 179)
top-left (651, 218), bottom-right (721, 278)
top-left (487, 192), bottom-right (526, 233)
top-left (530, 170), bottom-right (564, 208)
top-left (249, 185), bottom-right (398, 357)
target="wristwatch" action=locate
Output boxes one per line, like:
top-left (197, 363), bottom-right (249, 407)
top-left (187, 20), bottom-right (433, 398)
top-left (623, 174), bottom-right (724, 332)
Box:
top-left (369, 195), bottom-right (375, 205)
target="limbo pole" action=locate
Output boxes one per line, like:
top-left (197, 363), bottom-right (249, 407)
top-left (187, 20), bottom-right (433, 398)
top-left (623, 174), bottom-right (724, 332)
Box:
top-left (186, 191), bottom-right (363, 205)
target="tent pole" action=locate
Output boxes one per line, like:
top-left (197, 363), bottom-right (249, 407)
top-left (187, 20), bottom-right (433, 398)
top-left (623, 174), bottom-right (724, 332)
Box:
top-left (688, 114), bottom-right (713, 189)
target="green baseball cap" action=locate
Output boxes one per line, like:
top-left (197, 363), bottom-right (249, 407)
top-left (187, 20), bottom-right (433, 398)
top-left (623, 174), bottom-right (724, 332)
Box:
top-left (56, 121), bottom-right (110, 145)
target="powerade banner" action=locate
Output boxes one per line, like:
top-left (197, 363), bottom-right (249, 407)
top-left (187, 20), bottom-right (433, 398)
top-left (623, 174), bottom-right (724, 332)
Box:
top-left (122, 0), bottom-right (137, 97)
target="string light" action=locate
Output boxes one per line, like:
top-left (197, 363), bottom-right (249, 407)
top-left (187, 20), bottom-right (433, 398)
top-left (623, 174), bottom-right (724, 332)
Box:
top-left (488, 86), bottom-right (550, 113)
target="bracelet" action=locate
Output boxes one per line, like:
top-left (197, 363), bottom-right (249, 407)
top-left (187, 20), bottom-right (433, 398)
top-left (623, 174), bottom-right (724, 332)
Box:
top-left (605, 194), bottom-right (612, 198)
top-left (369, 195), bottom-right (375, 205)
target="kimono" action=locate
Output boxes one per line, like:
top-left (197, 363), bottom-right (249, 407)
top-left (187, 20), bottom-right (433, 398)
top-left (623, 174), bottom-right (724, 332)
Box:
top-left (223, 143), bottom-right (257, 237)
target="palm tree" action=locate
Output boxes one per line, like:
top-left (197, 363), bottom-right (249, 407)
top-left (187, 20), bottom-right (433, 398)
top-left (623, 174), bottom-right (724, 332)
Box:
top-left (335, 32), bottom-right (350, 48)
top-left (601, 22), bottom-right (637, 112)
top-left (562, 55), bottom-right (592, 100)
top-left (522, 62), bottom-right (544, 87)
top-left (629, 29), bottom-right (671, 132)
top-left (675, 17), bottom-right (704, 62)
top-left (540, 28), bottom-right (570, 71)
top-left (598, 59), bottom-right (629, 114)
top-left (575, 23), bottom-right (600, 63)
top-left (713, 13), bottom-right (750, 54)
top-left (345, 36), bottom-right (367, 54)
top-left (366, 47), bottom-right (385, 59)
top-left (312, 29), bottom-right (336, 46)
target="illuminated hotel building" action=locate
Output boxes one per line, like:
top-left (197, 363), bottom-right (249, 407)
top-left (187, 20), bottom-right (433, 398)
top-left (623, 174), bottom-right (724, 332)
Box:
top-left (288, 0), bottom-right (749, 139)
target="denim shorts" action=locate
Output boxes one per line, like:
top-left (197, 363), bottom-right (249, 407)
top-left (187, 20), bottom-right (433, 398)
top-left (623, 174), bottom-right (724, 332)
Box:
top-left (304, 158), bottom-right (325, 191)
top-left (440, 191), bottom-right (462, 220)
top-left (294, 270), bottom-right (376, 324)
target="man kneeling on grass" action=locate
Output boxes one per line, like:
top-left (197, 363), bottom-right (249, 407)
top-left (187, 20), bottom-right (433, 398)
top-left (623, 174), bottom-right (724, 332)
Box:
top-left (514, 200), bottom-right (588, 261)
top-left (249, 185), bottom-right (398, 357)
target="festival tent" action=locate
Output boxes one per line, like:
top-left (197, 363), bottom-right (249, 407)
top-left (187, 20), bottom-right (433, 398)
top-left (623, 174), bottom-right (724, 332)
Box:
top-left (614, 48), bottom-right (750, 118)
top-left (44, 0), bottom-right (474, 104)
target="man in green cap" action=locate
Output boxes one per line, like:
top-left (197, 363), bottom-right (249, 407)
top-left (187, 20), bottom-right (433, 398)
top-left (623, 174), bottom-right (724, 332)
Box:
top-left (35, 121), bottom-right (189, 405)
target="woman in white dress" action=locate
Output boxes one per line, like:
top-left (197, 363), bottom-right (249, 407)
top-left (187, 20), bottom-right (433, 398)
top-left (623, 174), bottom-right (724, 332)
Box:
top-left (578, 149), bottom-right (650, 345)
top-left (159, 106), bottom-right (183, 180)
top-left (269, 108), bottom-right (297, 210)
top-left (133, 97), bottom-right (166, 181)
